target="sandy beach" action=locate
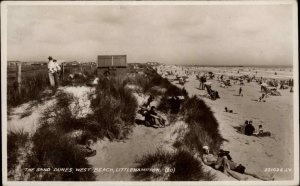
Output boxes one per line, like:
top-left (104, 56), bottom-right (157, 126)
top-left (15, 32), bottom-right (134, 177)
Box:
top-left (160, 65), bottom-right (294, 180)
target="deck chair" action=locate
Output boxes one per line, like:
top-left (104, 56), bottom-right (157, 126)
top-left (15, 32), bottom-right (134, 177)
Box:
top-left (224, 80), bottom-right (231, 86)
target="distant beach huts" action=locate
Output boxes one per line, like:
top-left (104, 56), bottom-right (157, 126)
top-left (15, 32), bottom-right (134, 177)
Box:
top-left (146, 62), bottom-right (160, 66)
top-left (97, 55), bottom-right (127, 77)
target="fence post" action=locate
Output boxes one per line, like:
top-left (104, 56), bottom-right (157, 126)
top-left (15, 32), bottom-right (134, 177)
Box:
top-left (61, 63), bottom-right (65, 79)
top-left (16, 62), bottom-right (22, 94)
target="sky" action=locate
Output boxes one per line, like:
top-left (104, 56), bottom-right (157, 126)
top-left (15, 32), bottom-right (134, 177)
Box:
top-left (7, 4), bottom-right (294, 66)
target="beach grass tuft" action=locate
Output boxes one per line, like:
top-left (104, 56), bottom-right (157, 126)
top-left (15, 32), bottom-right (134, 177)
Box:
top-left (133, 149), bottom-right (215, 181)
top-left (181, 95), bottom-right (224, 154)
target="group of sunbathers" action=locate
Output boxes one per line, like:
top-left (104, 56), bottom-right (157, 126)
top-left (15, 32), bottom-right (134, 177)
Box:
top-left (195, 146), bottom-right (274, 181)
top-left (241, 120), bottom-right (271, 137)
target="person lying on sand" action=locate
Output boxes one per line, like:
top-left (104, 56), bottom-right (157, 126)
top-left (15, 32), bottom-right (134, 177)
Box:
top-left (200, 146), bottom-right (247, 180)
top-left (76, 139), bottom-right (96, 157)
top-left (144, 106), bottom-right (165, 128)
top-left (201, 146), bottom-right (274, 181)
top-left (224, 107), bottom-right (233, 113)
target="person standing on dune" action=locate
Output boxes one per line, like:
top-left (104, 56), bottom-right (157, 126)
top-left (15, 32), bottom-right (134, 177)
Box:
top-left (48, 56), bottom-right (61, 92)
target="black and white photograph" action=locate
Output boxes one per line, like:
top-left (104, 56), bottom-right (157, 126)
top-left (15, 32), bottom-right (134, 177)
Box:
top-left (1, 1), bottom-right (298, 185)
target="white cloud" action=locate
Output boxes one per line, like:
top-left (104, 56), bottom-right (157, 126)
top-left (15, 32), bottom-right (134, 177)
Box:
top-left (7, 4), bottom-right (293, 66)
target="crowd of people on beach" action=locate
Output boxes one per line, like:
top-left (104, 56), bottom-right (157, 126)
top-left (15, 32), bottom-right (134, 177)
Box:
top-left (155, 65), bottom-right (292, 181)
top-left (45, 62), bottom-right (291, 181)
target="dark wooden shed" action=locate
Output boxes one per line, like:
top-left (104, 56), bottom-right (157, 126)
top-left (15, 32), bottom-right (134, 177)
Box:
top-left (97, 55), bottom-right (127, 77)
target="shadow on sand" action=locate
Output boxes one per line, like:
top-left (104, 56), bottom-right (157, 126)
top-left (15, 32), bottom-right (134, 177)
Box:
top-left (135, 119), bottom-right (160, 129)
top-left (233, 125), bottom-right (244, 134)
top-left (195, 87), bottom-right (205, 91)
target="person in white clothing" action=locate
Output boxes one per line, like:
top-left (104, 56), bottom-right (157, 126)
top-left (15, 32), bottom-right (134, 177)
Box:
top-left (48, 56), bottom-right (61, 90)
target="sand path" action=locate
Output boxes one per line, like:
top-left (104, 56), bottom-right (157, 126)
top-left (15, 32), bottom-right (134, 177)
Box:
top-left (171, 75), bottom-right (293, 180)
top-left (88, 124), bottom-right (175, 181)
top-left (7, 99), bottom-right (56, 134)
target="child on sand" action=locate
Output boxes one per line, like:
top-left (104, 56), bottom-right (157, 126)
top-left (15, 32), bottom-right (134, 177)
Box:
top-left (253, 125), bottom-right (271, 137)
top-left (253, 125), bottom-right (263, 136)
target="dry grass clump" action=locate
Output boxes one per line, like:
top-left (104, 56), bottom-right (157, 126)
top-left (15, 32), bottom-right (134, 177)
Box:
top-left (90, 77), bottom-right (138, 140)
top-left (133, 149), bottom-right (214, 181)
top-left (181, 96), bottom-right (225, 154)
top-left (22, 92), bottom-right (96, 181)
top-left (7, 73), bottom-right (49, 107)
top-left (7, 129), bottom-right (29, 175)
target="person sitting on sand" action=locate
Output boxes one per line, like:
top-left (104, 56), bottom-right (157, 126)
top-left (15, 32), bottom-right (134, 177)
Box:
top-left (85, 139), bottom-right (94, 152)
top-left (200, 146), bottom-right (247, 180)
top-left (253, 125), bottom-right (271, 137)
top-left (144, 106), bottom-right (165, 127)
top-left (77, 139), bottom-right (96, 157)
top-left (253, 125), bottom-right (263, 136)
top-left (240, 120), bottom-right (248, 134)
top-left (244, 120), bottom-right (255, 136)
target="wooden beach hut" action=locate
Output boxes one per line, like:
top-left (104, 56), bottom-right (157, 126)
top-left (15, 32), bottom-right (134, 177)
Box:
top-left (97, 55), bottom-right (127, 77)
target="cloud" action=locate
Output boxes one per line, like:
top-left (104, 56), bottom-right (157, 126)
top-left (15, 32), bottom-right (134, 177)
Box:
top-left (6, 4), bottom-right (294, 66)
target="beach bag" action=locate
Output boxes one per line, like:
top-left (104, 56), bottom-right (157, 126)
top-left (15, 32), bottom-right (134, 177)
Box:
top-left (234, 164), bottom-right (246, 174)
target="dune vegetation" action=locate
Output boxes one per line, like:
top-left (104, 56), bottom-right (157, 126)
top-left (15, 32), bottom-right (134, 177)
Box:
top-left (129, 65), bottom-right (224, 181)
top-left (7, 64), bottom-right (224, 181)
